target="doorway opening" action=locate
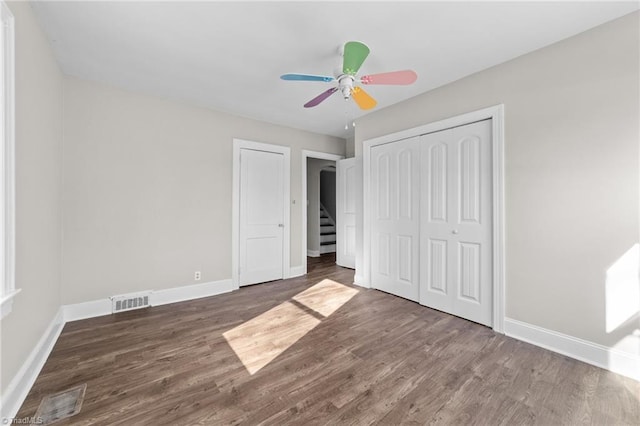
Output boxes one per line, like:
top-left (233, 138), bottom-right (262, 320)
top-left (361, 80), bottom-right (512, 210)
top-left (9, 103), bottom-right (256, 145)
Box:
top-left (301, 151), bottom-right (343, 275)
top-left (307, 160), bottom-right (336, 258)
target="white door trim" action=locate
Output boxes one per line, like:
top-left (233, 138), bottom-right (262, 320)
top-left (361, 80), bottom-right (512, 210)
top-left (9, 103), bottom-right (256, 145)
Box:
top-left (232, 139), bottom-right (291, 290)
top-left (301, 150), bottom-right (344, 274)
top-left (362, 104), bottom-right (505, 333)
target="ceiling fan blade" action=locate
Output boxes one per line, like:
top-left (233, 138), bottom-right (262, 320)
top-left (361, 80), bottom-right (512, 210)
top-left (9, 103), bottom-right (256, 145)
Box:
top-left (360, 70), bottom-right (418, 85)
top-left (281, 74), bottom-right (335, 82)
top-left (304, 87), bottom-right (338, 108)
top-left (351, 87), bottom-right (377, 110)
top-left (343, 41), bottom-right (370, 75)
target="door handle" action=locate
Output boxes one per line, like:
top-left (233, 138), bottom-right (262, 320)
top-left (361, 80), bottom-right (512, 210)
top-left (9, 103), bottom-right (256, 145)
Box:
top-left (452, 229), bottom-right (459, 234)
top-left (278, 224), bottom-right (284, 228)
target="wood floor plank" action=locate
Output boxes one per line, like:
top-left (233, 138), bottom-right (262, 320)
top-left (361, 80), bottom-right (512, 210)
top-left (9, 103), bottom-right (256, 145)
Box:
top-left (15, 254), bottom-right (640, 425)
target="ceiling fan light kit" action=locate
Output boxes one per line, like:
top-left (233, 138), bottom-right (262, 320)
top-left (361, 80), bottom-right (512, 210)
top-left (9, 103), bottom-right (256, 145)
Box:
top-left (281, 41), bottom-right (417, 111)
top-left (337, 74), bottom-right (355, 99)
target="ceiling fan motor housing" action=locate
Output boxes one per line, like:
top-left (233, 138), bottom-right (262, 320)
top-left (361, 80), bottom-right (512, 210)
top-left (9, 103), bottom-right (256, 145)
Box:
top-left (338, 75), bottom-right (355, 99)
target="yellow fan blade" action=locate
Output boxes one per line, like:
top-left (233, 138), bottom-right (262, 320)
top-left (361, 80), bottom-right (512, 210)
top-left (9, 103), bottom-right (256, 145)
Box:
top-left (352, 86), bottom-right (377, 110)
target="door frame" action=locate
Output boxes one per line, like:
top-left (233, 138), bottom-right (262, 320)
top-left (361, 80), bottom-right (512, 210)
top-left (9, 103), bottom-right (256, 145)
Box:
top-left (362, 105), bottom-right (505, 333)
top-left (232, 138), bottom-right (291, 290)
top-left (301, 150), bottom-right (344, 274)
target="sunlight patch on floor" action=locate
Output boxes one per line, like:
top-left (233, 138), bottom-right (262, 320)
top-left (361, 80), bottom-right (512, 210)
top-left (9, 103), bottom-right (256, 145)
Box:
top-left (293, 279), bottom-right (359, 317)
top-left (223, 279), bottom-right (358, 375)
top-left (223, 301), bottom-right (320, 374)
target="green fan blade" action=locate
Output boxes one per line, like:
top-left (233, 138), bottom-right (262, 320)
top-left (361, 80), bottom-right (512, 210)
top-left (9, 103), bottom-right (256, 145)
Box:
top-left (343, 41), bottom-right (370, 75)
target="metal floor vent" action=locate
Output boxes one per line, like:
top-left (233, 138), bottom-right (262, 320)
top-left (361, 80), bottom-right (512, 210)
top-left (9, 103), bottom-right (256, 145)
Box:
top-left (110, 291), bottom-right (151, 313)
top-left (34, 383), bottom-right (86, 425)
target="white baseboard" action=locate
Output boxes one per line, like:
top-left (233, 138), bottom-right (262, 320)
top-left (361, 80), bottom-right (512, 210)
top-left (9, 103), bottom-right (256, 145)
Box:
top-left (63, 299), bottom-right (111, 322)
top-left (288, 265), bottom-right (305, 278)
top-left (61, 279), bottom-right (235, 322)
top-left (1, 308), bottom-right (65, 420)
top-left (504, 318), bottom-right (640, 382)
top-left (152, 279), bottom-right (233, 306)
top-left (307, 249), bottom-right (320, 258)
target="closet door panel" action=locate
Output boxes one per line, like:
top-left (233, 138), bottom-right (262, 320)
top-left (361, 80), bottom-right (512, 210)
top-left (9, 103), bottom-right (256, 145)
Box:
top-left (370, 137), bottom-right (420, 302)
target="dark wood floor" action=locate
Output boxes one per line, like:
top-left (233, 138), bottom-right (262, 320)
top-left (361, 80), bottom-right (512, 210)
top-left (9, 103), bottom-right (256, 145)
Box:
top-left (18, 254), bottom-right (640, 425)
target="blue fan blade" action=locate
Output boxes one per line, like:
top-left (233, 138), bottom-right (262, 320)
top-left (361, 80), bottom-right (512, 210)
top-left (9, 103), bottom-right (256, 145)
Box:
top-left (281, 74), bottom-right (335, 82)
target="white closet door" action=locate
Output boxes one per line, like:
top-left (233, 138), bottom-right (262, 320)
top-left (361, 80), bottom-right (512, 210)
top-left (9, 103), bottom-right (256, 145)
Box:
top-left (336, 158), bottom-right (358, 269)
top-left (239, 149), bottom-right (284, 286)
top-left (371, 137), bottom-right (420, 302)
top-left (419, 120), bottom-right (493, 326)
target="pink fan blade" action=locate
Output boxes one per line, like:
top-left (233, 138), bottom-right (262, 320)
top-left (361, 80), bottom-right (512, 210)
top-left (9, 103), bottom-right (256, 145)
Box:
top-left (360, 70), bottom-right (418, 85)
top-left (304, 87), bottom-right (338, 108)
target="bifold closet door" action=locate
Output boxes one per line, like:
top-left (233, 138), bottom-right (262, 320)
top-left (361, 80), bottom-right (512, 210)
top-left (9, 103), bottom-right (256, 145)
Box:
top-left (370, 137), bottom-right (420, 302)
top-left (419, 120), bottom-right (493, 326)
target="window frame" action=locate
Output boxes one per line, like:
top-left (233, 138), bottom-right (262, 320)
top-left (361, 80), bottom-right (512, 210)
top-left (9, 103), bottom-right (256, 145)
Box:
top-left (0, 0), bottom-right (17, 320)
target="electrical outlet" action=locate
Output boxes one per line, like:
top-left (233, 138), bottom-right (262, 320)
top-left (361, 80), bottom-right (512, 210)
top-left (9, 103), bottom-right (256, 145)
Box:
top-left (194, 271), bottom-right (201, 281)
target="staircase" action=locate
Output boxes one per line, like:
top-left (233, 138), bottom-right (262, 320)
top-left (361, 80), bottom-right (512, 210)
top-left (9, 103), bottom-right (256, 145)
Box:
top-left (319, 204), bottom-right (336, 254)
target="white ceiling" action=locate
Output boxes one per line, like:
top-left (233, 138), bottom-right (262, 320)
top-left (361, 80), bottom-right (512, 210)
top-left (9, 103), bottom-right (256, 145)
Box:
top-left (31, 1), bottom-right (639, 138)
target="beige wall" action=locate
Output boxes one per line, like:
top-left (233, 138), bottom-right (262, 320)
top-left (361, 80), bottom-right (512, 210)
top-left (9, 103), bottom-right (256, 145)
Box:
top-left (345, 135), bottom-right (355, 158)
top-left (1, 1), bottom-right (63, 394)
top-left (355, 12), bottom-right (640, 350)
top-left (62, 77), bottom-right (344, 304)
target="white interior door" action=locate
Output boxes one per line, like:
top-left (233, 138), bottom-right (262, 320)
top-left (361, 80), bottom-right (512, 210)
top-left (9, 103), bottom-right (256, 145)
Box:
top-left (370, 137), bottom-right (420, 301)
top-left (239, 148), bottom-right (284, 286)
top-left (419, 120), bottom-right (493, 326)
top-left (336, 158), bottom-right (358, 269)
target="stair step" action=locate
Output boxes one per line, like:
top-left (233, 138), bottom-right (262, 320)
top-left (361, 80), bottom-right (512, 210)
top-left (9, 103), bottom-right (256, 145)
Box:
top-left (320, 233), bottom-right (336, 243)
top-left (320, 225), bottom-right (335, 233)
top-left (320, 243), bottom-right (336, 254)
top-left (319, 205), bottom-right (335, 252)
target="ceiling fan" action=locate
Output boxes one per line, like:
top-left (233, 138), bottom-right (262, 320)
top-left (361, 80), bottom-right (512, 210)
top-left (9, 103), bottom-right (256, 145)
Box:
top-left (280, 41), bottom-right (417, 110)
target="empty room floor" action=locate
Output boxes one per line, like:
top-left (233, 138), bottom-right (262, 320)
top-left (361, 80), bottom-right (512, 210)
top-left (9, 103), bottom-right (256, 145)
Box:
top-left (17, 255), bottom-right (640, 425)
